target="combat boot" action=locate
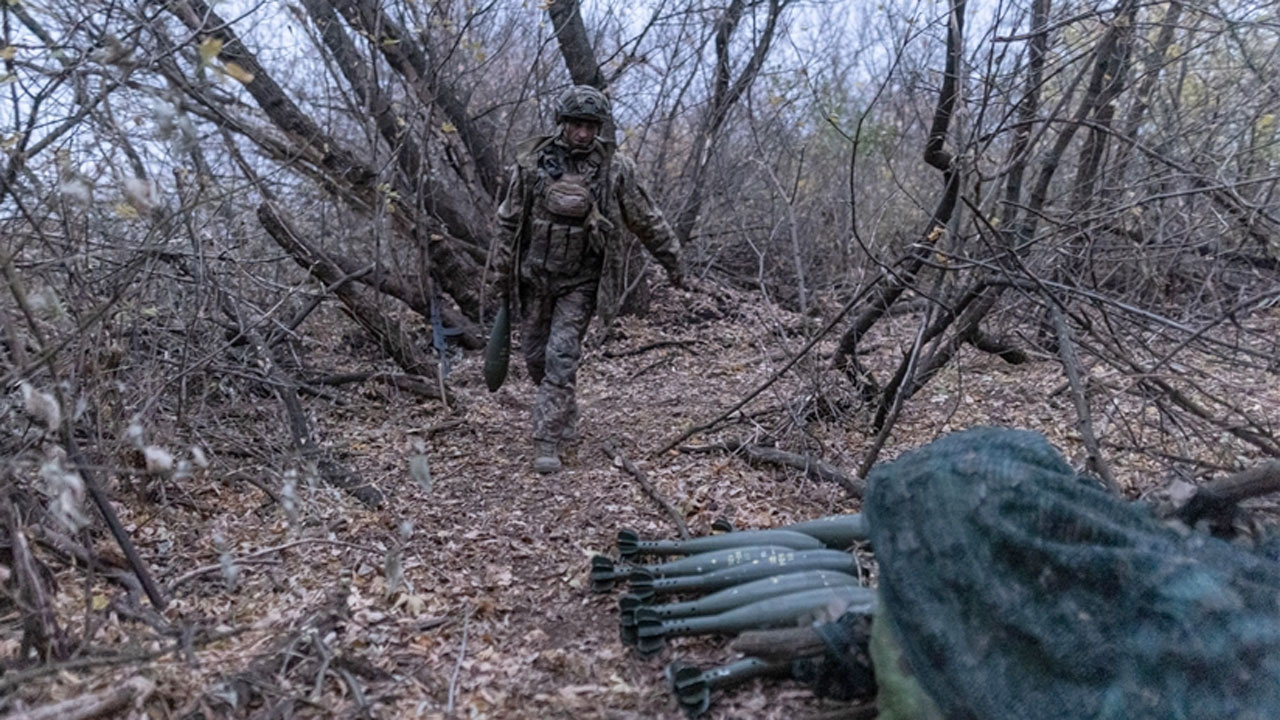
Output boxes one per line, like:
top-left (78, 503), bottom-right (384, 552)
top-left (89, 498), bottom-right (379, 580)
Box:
top-left (533, 440), bottom-right (562, 474)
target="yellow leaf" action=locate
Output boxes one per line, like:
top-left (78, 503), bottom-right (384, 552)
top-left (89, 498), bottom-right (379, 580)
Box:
top-left (92, 594), bottom-right (109, 611)
top-left (222, 61), bottom-right (254, 84)
top-left (381, 37), bottom-right (400, 47)
top-left (396, 593), bottom-right (428, 616)
top-left (0, 46), bottom-right (15, 61)
top-left (197, 37), bottom-right (223, 66)
top-left (441, 122), bottom-right (456, 134)
top-left (113, 202), bottom-right (139, 219)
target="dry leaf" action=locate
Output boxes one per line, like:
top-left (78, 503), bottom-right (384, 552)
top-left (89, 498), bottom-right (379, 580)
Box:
top-left (197, 37), bottom-right (223, 66)
top-left (222, 61), bottom-right (254, 84)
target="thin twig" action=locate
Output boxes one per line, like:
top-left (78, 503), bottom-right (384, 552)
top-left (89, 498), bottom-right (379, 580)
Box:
top-left (0, 627), bottom-right (245, 694)
top-left (408, 418), bottom-right (466, 437)
top-left (680, 439), bottom-right (862, 497)
top-left (1049, 302), bottom-right (1119, 493)
top-left (31, 526), bottom-right (141, 597)
top-left (654, 277), bottom-right (884, 456)
top-left (627, 354), bottom-right (674, 381)
top-left (168, 538), bottom-right (383, 592)
top-left (603, 440), bottom-right (690, 539)
top-left (167, 558), bottom-right (280, 593)
top-left (223, 469), bottom-right (283, 507)
top-left (307, 371), bottom-right (447, 400)
top-left (311, 631), bottom-right (333, 701)
top-left (857, 308), bottom-right (929, 478)
top-left (601, 339), bottom-right (699, 359)
top-left (281, 264), bottom-right (375, 335)
top-left (338, 667), bottom-right (369, 716)
top-left (446, 607), bottom-right (473, 716)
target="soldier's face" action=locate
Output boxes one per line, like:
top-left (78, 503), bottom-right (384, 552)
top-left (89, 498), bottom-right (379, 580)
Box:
top-left (563, 119), bottom-right (601, 149)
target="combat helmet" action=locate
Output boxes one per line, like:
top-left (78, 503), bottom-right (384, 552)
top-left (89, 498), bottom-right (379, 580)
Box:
top-left (555, 85), bottom-right (611, 125)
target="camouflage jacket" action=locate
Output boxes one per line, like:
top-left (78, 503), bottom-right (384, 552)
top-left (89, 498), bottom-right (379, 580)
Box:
top-left (494, 134), bottom-right (681, 295)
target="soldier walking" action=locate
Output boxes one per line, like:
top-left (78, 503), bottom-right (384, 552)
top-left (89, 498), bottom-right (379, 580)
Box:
top-left (495, 86), bottom-right (684, 473)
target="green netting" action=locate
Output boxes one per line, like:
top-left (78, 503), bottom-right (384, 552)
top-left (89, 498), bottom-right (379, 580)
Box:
top-left (865, 427), bottom-right (1280, 720)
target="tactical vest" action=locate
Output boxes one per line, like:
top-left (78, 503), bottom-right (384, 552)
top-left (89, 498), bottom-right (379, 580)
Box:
top-left (521, 140), bottom-right (610, 281)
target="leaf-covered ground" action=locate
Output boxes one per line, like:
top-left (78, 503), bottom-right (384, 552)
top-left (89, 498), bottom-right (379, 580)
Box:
top-left (6, 283), bottom-right (1279, 718)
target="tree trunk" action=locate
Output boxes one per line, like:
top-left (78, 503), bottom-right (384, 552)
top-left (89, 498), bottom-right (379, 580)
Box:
top-left (258, 202), bottom-right (439, 380)
top-left (832, 0), bottom-right (966, 382)
top-left (672, 0), bottom-right (786, 244)
top-left (164, 0), bottom-right (489, 324)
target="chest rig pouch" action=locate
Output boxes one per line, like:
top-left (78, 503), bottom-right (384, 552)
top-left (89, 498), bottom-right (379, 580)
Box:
top-left (523, 146), bottom-right (606, 279)
top-left (544, 173), bottom-right (593, 220)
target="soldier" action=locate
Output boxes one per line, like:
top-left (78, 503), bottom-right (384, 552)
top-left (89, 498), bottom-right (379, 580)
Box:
top-left (495, 85), bottom-right (684, 474)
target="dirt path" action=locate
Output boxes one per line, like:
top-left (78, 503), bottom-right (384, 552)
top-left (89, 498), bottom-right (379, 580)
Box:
top-left (347, 290), bottom-right (860, 718)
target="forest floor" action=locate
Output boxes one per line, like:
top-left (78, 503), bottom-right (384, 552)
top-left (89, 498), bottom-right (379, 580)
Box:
top-left (6, 281), bottom-right (1280, 719)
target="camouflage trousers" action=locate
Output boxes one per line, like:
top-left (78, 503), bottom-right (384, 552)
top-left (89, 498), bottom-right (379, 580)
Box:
top-left (521, 279), bottom-right (597, 444)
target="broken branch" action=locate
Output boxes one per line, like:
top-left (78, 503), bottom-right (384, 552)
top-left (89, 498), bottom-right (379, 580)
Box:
top-left (680, 439), bottom-right (863, 497)
top-left (603, 440), bottom-right (690, 539)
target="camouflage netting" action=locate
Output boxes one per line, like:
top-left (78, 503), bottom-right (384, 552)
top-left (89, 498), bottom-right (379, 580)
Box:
top-left (865, 427), bottom-right (1280, 720)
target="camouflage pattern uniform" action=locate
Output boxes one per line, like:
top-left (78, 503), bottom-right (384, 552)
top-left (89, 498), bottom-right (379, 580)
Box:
top-left (495, 86), bottom-right (682, 471)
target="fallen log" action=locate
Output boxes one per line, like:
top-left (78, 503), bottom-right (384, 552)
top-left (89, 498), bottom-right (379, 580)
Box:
top-left (1174, 459), bottom-right (1280, 531)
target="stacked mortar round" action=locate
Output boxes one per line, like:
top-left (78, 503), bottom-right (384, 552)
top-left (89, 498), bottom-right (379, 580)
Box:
top-left (589, 514), bottom-right (875, 717)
